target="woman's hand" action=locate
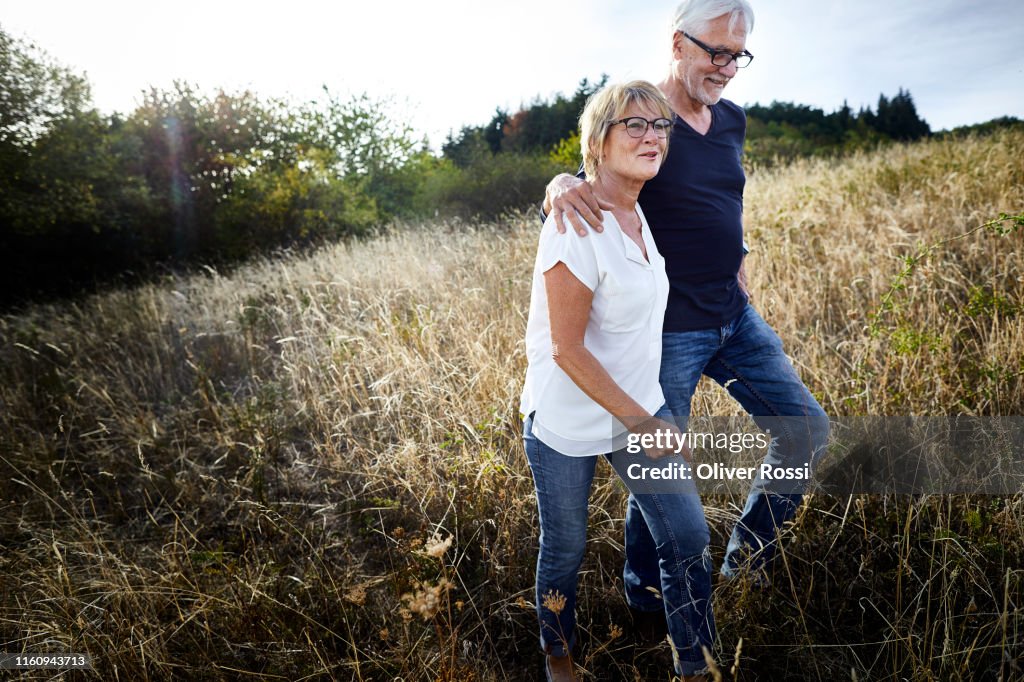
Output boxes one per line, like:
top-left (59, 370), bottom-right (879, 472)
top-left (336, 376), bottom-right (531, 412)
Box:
top-left (544, 174), bottom-right (613, 236)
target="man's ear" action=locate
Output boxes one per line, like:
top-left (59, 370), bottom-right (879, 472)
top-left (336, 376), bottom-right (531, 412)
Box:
top-left (671, 30), bottom-right (685, 59)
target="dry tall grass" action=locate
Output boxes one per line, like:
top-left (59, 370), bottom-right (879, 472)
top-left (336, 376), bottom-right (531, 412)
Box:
top-left (1, 130), bottom-right (1023, 681)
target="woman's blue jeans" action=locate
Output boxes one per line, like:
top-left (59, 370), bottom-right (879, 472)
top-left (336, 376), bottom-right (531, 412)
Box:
top-left (523, 410), bottom-right (714, 677)
top-left (659, 304), bottom-right (830, 579)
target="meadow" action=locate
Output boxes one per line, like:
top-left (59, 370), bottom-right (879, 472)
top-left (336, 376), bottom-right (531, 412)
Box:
top-left (1, 129), bottom-right (1022, 680)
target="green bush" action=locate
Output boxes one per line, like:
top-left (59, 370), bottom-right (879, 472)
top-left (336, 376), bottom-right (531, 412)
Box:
top-left (426, 152), bottom-right (563, 220)
top-left (213, 149), bottom-right (380, 258)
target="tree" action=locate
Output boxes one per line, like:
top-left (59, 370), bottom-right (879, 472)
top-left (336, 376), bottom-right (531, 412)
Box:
top-left (441, 76), bottom-right (606, 165)
top-left (306, 90), bottom-right (419, 179)
top-left (884, 88), bottom-right (930, 141)
top-left (120, 84), bottom-right (293, 259)
top-left (484, 108), bottom-right (508, 154)
top-left (1, 25), bottom-right (98, 236)
top-left (0, 26), bottom-right (91, 147)
top-left (442, 126), bottom-right (490, 168)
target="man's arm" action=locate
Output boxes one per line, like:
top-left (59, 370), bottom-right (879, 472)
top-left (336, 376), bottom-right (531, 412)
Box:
top-left (738, 241), bottom-right (751, 301)
top-left (738, 259), bottom-right (750, 300)
top-left (542, 174), bottom-right (613, 236)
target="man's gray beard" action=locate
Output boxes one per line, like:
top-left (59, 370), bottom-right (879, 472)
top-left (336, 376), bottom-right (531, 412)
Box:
top-left (683, 72), bottom-right (723, 107)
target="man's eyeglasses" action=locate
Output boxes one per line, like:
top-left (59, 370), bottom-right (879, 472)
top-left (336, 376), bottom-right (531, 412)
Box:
top-left (681, 31), bottom-right (753, 68)
top-left (611, 117), bottom-right (673, 138)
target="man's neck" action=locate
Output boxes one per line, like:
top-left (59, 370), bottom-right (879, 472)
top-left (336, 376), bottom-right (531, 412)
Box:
top-left (658, 77), bottom-right (712, 135)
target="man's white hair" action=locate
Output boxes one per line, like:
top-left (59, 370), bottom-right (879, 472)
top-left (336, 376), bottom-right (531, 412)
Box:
top-left (671, 0), bottom-right (754, 37)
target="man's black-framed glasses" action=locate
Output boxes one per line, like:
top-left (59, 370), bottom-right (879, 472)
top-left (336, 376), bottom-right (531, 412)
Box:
top-left (681, 31), bottom-right (753, 68)
top-left (611, 117), bottom-right (673, 138)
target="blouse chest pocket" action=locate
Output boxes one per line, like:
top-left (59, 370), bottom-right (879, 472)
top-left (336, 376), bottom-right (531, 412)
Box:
top-left (598, 266), bottom-right (656, 333)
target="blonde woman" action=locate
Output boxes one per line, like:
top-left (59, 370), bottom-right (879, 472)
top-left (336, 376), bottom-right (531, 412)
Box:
top-left (521, 81), bottom-right (712, 681)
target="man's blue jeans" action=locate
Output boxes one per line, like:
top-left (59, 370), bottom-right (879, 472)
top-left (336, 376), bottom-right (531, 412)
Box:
top-left (523, 410), bottom-right (714, 677)
top-left (659, 303), bottom-right (829, 578)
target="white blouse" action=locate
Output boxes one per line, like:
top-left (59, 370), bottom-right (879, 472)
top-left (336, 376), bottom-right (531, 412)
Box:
top-left (520, 206), bottom-right (669, 456)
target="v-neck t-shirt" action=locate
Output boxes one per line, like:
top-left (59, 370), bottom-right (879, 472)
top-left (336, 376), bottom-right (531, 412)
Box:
top-left (637, 98), bottom-right (748, 331)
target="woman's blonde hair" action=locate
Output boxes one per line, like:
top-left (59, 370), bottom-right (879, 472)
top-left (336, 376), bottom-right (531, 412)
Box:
top-left (579, 80), bottom-right (673, 180)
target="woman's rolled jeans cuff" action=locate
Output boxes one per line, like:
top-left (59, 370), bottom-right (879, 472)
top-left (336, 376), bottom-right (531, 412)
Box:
top-left (523, 409), bottom-right (715, 675)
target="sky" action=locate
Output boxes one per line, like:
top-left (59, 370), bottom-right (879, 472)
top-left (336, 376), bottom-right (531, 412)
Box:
top-left (2, 0), bottom-right (1022, 149)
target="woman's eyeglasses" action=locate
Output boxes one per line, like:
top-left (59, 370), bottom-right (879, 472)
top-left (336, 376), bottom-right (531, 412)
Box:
top-left (611, 117), bottom-right (673, 138)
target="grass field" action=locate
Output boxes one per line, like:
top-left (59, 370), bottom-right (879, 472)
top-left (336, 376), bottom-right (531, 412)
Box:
top-left (1, 129), bottom-right (1023, 680)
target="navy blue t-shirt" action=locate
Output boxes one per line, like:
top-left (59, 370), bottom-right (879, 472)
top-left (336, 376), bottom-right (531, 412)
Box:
top-left (639, 98), bottom-right (748, 332)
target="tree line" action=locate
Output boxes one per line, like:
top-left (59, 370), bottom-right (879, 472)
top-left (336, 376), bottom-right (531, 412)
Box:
top-left (0, 26), bottom-right (570, 307)
top-left (743, 90), bottom-right (934, 163)
top-left (2, 25), bottom-right (1018, 308)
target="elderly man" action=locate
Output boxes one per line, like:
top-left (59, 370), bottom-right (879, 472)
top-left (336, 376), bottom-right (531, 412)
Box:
top-left (543, 0), bottom-right (828, 677)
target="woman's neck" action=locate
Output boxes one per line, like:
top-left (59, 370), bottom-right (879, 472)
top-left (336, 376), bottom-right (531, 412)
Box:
top-left (591, 174), bottom-right (642, 214)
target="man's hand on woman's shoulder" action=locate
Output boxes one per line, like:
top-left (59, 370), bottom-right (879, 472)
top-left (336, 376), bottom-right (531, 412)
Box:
top-left (544, 174), bottom-right (613, 237)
